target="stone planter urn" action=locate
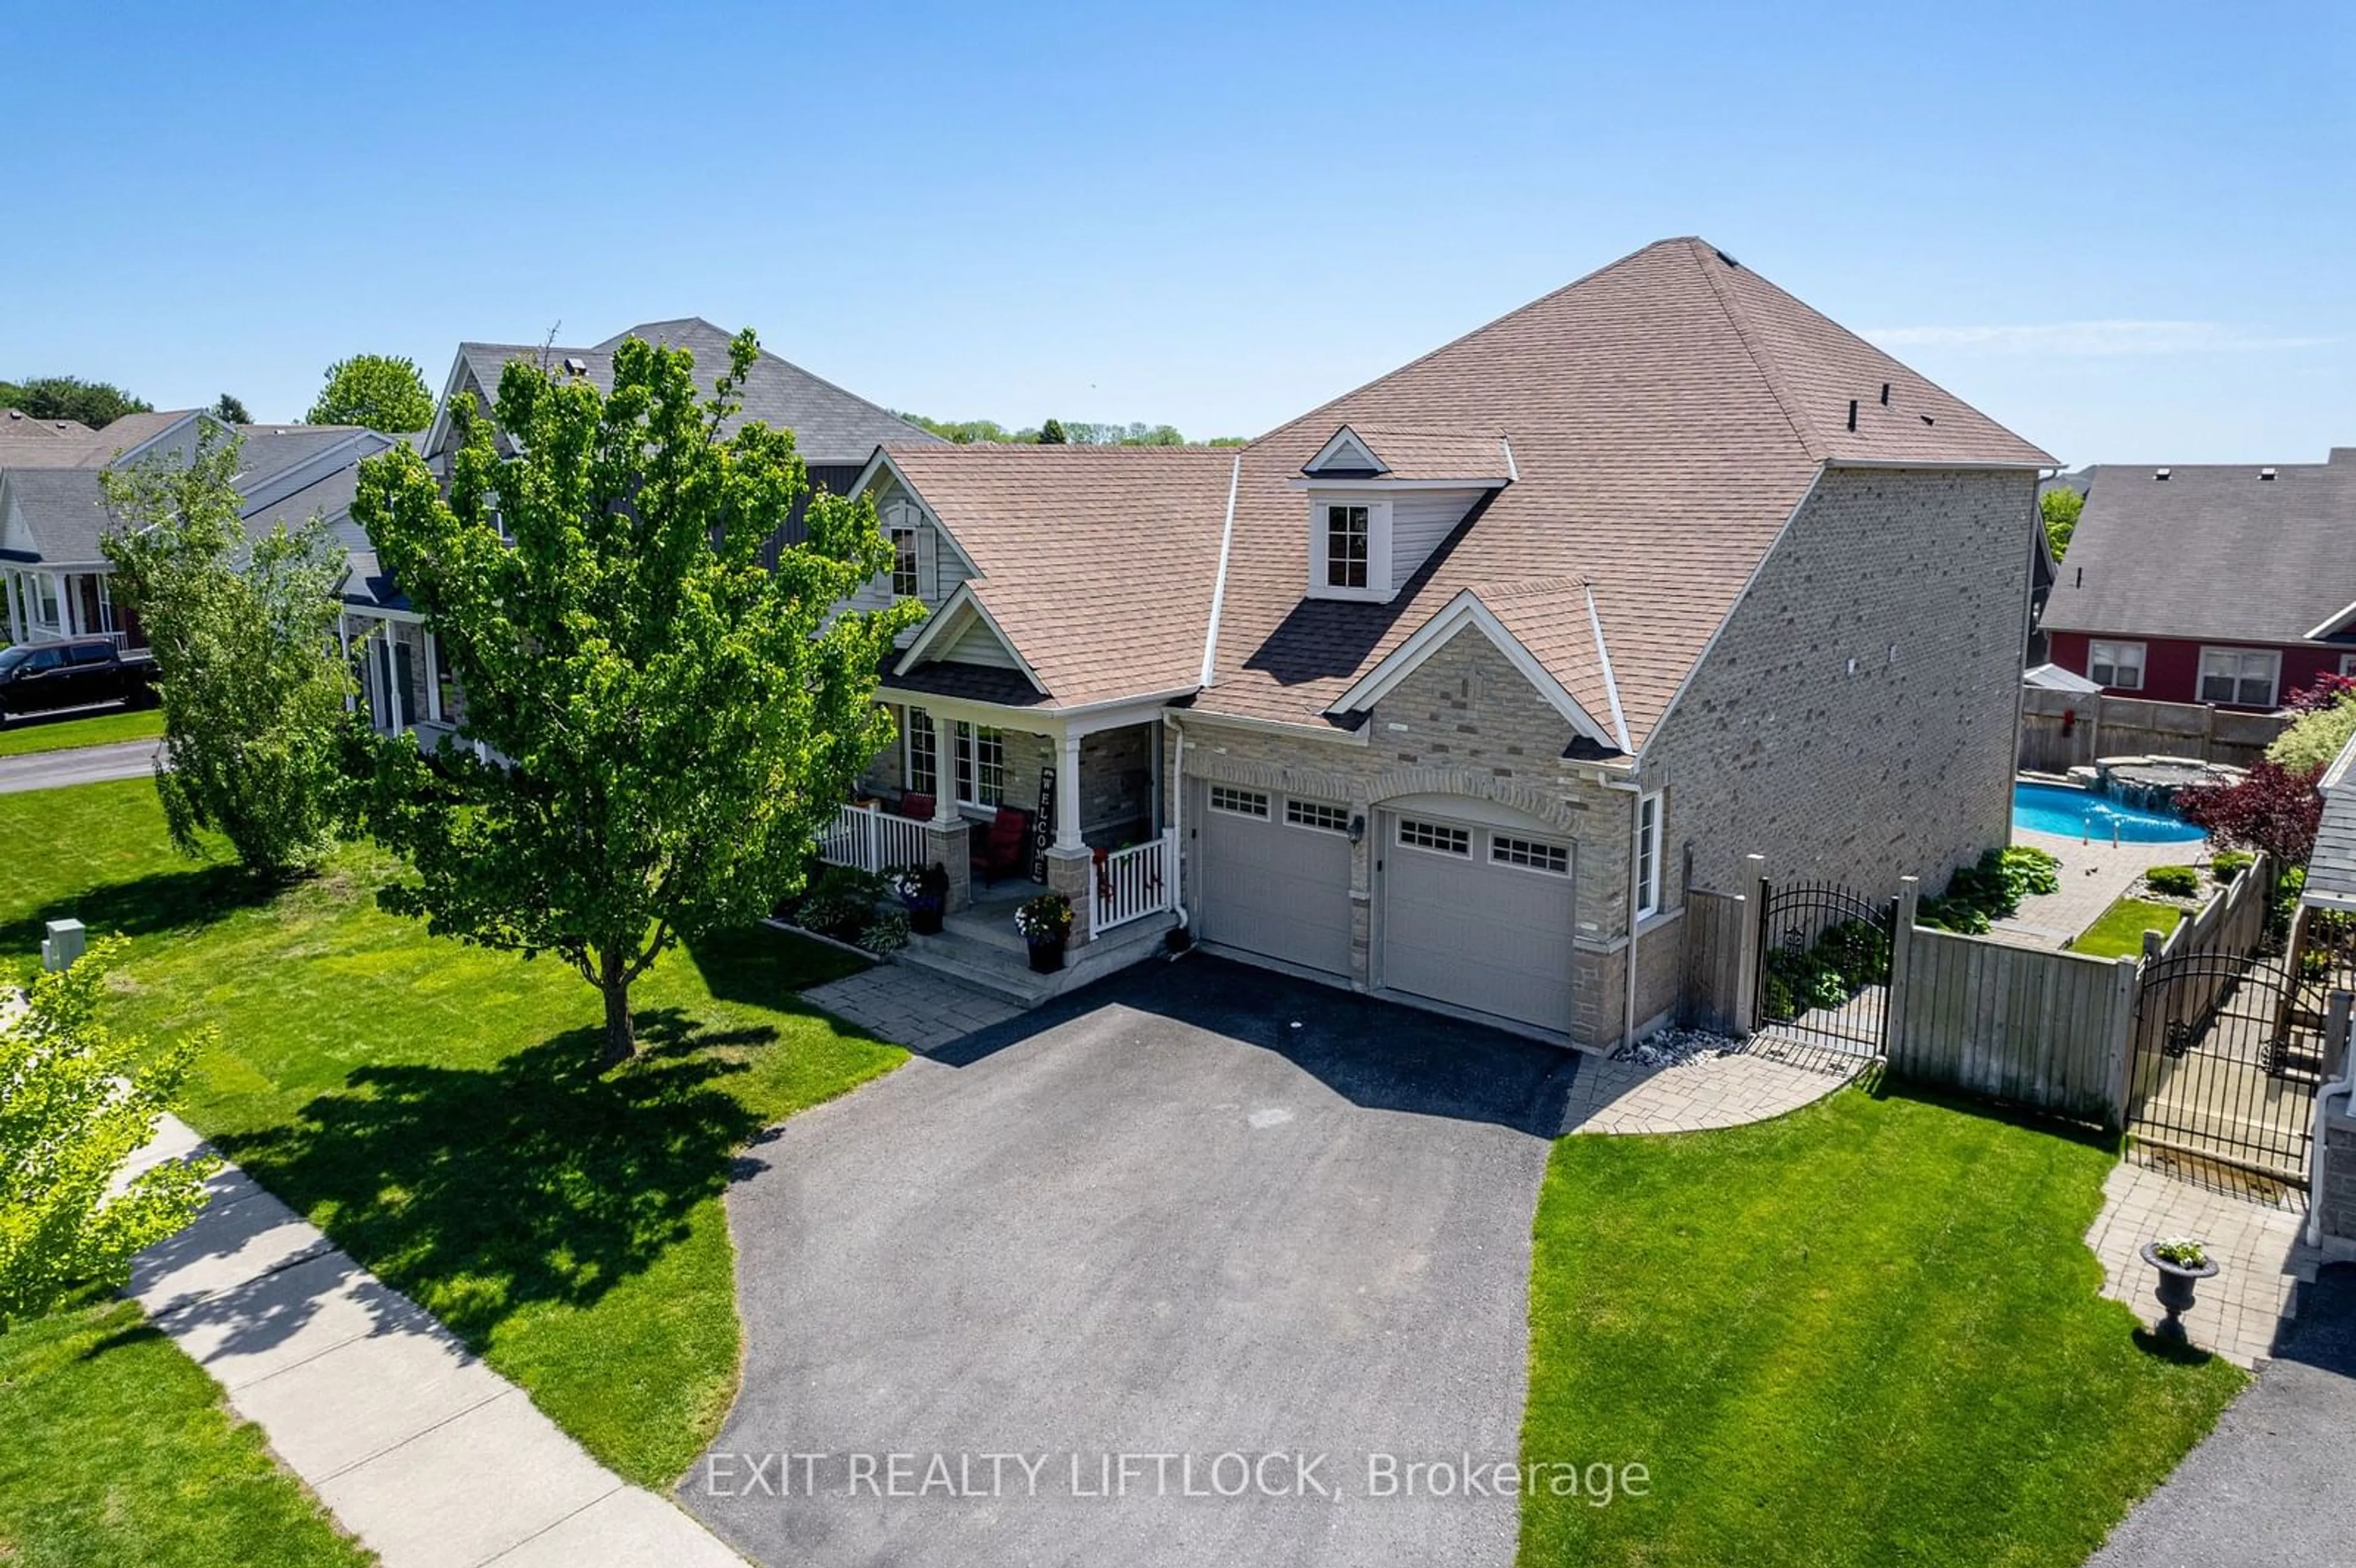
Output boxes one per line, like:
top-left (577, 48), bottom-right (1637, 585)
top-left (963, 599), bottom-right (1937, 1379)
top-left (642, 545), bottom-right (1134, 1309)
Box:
top-left (2140, 1241), bottom-right (2219, 1343)
top-left (1026, 936), bottom-right (1066, 974)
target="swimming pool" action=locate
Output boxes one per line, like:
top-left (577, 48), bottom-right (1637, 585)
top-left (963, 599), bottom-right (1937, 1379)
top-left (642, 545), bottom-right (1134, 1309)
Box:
top-left (2011, 781), bottom-right (2206, 845)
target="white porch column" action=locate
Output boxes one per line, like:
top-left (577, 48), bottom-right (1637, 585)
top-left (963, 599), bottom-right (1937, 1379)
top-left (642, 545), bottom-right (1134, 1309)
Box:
top-left (931, 711), bottom-right (959, 824)
top-left (60, 574), bottom-right (79, 637)
top-left (1055, 730), bottom-right (1084, 850)
top-left (4, 572), bottom-right (22, 644)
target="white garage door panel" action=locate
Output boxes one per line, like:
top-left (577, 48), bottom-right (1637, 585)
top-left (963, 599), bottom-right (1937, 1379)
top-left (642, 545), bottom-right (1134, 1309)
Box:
top-left (1196, 785), bottom-right (1353, 978)
top-left (1382, 818), bottom-right (1574, 1034)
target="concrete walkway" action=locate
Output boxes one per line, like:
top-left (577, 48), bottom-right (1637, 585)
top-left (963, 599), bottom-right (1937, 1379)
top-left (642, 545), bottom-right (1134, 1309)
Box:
top-left (125, 1114), bottom-right (742, 1568)
top-left (0, 736), bottom-right (161, 793)
top-left (802, 964), bottom-right (1019, 1053)
top-left (1989, 827), bottom-right (2206, 950)
top-left (1559, 1038), bottom-right (1860, 1136)
top-left (2091, 1262), bottom-right (2356, 1567)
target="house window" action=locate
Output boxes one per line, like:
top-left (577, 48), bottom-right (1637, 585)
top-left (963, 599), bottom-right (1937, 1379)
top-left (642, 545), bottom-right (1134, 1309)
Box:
top-left (1285, 798), bottom-right (1350, 832)
top-left (33, 574), bottom-right (60, 630)
top-left (1209, 785), bottom-right (1269, 818)
top-left (2340, 653), bottom-right (2356, 678)
top-left (1636, 792), bottom-right (1663, 919)
top-left (1325, 504), bottom-right (1369, 590)
top-left (954, 721), bottom-right (1004, 807)
top-left (890, 528), bottom-right (920, 598)
top-left (429, 632), bottom-right (456, 724)
top-left (1492, 835), bottom-right (1569, 875)
top-left (904, 707), bottom-right (937, 796)
top-left (1397, 818), bottom-right (1470, 856)
top-left (2087, 639), bottom-right (2145, 691)
top-left (2198, 647), bottom-right (2280, 707)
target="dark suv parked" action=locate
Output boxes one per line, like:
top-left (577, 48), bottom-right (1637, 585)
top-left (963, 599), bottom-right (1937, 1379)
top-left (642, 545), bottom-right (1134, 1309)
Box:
top-left (0, 637), bottom-right (157, 721)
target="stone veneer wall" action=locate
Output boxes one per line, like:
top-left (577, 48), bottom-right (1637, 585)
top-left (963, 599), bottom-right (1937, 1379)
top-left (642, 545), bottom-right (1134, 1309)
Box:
top-left (2323, 1099), bottom-right (2356, 1258)
top-left (1646, 467), bottom-right (2036, 904)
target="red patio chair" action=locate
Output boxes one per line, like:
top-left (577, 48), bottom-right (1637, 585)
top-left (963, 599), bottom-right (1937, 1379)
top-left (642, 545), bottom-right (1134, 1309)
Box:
top-left (971, 807), bottom-right (1032, 885)
top-left (898, 792), bottom-right (936, 822)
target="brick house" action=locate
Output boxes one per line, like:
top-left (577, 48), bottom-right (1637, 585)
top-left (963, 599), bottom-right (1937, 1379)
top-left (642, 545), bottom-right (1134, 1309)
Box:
top-left (2038, 452), bottom-right (2356, 709)
top-left (844, 237), bottom-right (2053, 1047)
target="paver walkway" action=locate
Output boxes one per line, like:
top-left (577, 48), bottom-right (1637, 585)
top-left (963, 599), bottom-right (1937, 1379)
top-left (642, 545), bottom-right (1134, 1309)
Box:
top-left (1989, 827), bottom-right (2207, 950)
top-left (1559, 1036), bottom-right (1860, 1135)
top-left (124, 1114), bottom-right (742, 1568)
top-left (803, 963), bottom-right (1020, 1053)
top-left (2083, 1155), bottom-right (2309, 1368)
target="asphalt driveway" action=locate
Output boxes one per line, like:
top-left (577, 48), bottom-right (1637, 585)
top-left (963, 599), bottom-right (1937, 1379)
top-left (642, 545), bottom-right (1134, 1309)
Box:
top-left (684, 955), bottom-right (1578, 1568)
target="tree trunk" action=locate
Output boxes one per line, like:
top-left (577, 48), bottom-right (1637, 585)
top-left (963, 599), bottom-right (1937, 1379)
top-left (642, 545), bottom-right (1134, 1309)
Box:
top-left (599, 957), bottom-right (637, 1067)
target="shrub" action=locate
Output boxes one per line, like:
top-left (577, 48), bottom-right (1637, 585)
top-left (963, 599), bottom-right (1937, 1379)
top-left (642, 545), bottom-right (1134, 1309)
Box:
top-left (858, 905), bottom-right (911, 955)
top-left (1917, 895), bottom-right (1992, 935)
top-left (1765, 945), bottom-right (1851, 1013)
top-left (2210, 850), bottom-right (2254, 883)
top-left (1761, 971), bottom-right (1798, 1023)
top-left (1818, 918), bottom-right (1891, 988)
top-left (2178, 761), bottom-right (2325, 866)
top-left (2268, 689), bottom-right (2356, 776)
top-left (2000, 845), bottom-right (2062, 899)
top-left (2146, 865), bottom-right (2201, 899)
top-left (794, 864), bottom-right (888, 942)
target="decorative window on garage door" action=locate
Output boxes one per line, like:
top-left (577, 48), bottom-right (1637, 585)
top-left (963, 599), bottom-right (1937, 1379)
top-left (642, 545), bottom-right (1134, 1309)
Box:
top-left (1285, 799), bottom-right (1350, 833)
top-left (1209, 785), bottom-right (1269, 818)
top-left (1396, 818), bottom-right (1471, 856)
top-left (1491, 834), bottom-right (1569, 875)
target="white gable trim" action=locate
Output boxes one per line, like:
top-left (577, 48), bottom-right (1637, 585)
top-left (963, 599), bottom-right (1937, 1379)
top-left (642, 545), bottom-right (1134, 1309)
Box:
top-left (1324, 589), bottom-right (1617, 750)
top-left (1303, 425), bottom-right (1387, 476)
top-left (1199, 452), bottom-right (1241, 687)
top-left (420, 350), bottom-right (475, 461)
top-left (1583, 582), bottom-right (1633, 753)
top-left (847, 447), bottom-right (982, 579)
top-left (2303, 596), bottom-right (2356, 643)
top-left (892, 582), bottom-right (1047, 693)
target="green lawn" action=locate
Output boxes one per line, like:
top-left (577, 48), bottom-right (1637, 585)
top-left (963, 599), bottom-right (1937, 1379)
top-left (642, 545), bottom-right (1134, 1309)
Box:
top-left (1, 778), bottom-right (901, 1488)
top-left (2072, 896), bottom-right (2188, 959)
top-left (0, 1291), bottom-right (374, 1567)
top-left (0, 705), bottom-right (164, 757)
top-left (1520, 1086), bottom-right (2242, 1567)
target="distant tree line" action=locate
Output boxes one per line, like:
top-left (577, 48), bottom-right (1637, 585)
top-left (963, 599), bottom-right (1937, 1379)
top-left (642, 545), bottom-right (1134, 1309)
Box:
top-left (895, 412), bottom-right (1245, 447)
top-left (0, 374), bottom-right (153, 428)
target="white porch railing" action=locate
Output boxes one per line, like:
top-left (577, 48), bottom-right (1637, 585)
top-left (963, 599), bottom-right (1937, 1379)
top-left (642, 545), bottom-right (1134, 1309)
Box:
top-left (817, 802), bottom-right (931, 874)
top-left (1094, 829), bottom-right (1178, 937)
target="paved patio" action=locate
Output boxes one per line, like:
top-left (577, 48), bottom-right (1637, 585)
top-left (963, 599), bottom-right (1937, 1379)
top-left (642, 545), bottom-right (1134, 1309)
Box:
top-left (1560, 1037), bottom-right (1861, 1136)
top-left (2084, 1153), bottom-right (2311, 1368)
top-left (1988, 826), bottom-right (2209, 950)
top-left (803, 963), bottom-right (1021, 1053)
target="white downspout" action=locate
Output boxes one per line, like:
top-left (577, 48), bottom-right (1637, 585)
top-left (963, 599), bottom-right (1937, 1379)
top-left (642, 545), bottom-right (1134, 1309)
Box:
top-left (1603, 775), bottom-right (1644, 1050)
top-left (1169, 717), bottom-right (1189, 930)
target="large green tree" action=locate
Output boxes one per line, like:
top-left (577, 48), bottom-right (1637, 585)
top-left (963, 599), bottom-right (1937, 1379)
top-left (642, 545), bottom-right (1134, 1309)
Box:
top-left (0, 940), bottom-right (220, 1328)
top-left (307, 353), bottom-right (435, 432)
top-left (101, 429), bottom-right (355, 875)
top-left (2041, 486), bottom-right (2084, 560)
top-left (0, 375), bottom-right (152, 428)
top-left (350, 331), bottom-right (918, 1065)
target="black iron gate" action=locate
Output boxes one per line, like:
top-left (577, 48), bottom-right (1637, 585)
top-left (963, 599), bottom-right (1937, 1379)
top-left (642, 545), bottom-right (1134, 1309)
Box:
top-left (1755, 878), bottom-right (1896, 1056)
top-left (2128, 951), bottom-right (2319, 1181)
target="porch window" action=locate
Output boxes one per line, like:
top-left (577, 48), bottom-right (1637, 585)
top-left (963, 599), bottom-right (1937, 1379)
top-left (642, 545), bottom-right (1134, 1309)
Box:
top-left (954, 721), bottom-right (1004, 808)
top-left (1325, 504), bottom-right (1369, 590)
top-left (2087, 639), bottom-right (2144, 691)
top-left (33, 574), bottom-right (60, 631)
top-left (2198, 647), bottom-right (2279, 707)
top-left (905, 706), bottom-right (938, 796)
top-left (1636, 792), bottom-right (1663, 919)
top-left (890, 528), bottom-right (920, 598)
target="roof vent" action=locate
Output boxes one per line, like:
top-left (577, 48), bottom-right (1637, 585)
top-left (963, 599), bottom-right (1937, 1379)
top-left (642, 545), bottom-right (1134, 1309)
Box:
top-left (1879, 382), bottom-right (1890, 405)
top-left (2155, 467), bottom-right (2171, 480)
top-left (1846, 399), bottom-right (1858, 432)
top-left (1714, 248), bottom-right (1740, 269)
top-left (1919, 413), bottom-right (1934, 426)
top-left (2260, 467), bottom-right (2277, 481)
top-left (562, 356), bottom-right (588, 376)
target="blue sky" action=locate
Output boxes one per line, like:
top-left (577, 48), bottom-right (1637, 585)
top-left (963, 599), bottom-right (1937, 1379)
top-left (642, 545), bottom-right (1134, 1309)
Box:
top-left (6, 1), bottom-right (2349, 464)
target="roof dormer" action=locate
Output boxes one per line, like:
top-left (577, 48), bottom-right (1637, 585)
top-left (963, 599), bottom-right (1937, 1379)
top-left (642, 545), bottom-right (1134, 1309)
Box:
top-left (1294, 425), bottom-right (1515, 601)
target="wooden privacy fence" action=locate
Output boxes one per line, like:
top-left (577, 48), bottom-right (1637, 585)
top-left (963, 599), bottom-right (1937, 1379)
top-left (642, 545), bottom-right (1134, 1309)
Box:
top-left (1680, 887), bottom-right (1751, 1035)
top-left (2018, 685), bottom-right (2289, 774)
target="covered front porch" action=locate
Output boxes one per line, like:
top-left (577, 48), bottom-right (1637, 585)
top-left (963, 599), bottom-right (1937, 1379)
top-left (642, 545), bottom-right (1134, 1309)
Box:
top-left (1, 564), bottom-right (145, 650)
top-left (824, 691), bottom-right (1178, 948)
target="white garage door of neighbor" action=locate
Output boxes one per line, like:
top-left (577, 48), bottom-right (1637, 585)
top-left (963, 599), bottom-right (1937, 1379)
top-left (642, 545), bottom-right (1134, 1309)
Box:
top-left (1193, 782), bottom-right (1353, 978)
top-left (1380, 811), bottom-right (1576, 1035)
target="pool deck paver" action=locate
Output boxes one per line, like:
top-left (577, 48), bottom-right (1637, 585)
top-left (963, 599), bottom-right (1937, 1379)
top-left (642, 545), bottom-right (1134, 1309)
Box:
top-left (1988, 826), bottom-right (2210, 950)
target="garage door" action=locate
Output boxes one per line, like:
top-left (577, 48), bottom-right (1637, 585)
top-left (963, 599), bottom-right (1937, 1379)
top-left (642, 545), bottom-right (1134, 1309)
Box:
top-left (1380, 811), bottom-right (1575, 1035)
top-left (1194, 782), bottom-right (1353, 978)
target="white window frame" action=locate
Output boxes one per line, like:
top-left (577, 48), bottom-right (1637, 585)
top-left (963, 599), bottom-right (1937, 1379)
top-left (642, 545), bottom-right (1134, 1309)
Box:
top-left (1209, 785), bottom-right (1269, 818)
top-left (2339, 653), bottom-right (2356, 677)
top-left (2197, 646), bottom-right (2280, 708)
top-left (904, 706), bottom-right (937, 797)
top-left (953, 721), bottom-right (1004, 809)
top-left (1491, 834), bottom-right (1570, 876)
top-left (2087, 639), bottom-right (2145, 692)
top-left (1284, 797), bottom-right (1349, 833)
top-left (1306, 495), bottom-right (1393, 601)
top-left (889, 526), bottom-right (920, 599)
top-left (1636, 792), bottom-right (1663, 920)
top-left (1396, 817), bottom-right (1471, 857)
top-left (33, 572), bottom-right (61, 632)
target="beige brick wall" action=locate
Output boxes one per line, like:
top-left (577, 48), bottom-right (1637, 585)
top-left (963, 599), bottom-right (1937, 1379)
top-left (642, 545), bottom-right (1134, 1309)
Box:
top-left (1647, 466), bottom-right (2035, 902)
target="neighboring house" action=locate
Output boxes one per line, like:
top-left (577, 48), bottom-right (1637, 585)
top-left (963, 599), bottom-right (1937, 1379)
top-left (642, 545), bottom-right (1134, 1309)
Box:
top-left (845, 236), bottom-right (2054, 1047)
top-left (2038, 452), bottom-right (2356, 709)
top-left (344, 318), bottom-right (941, 747)
top-left (0, 409), bottom-right (396, 650)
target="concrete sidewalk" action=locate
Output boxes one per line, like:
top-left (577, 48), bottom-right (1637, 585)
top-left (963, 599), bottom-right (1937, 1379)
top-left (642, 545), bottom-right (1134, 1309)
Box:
top-left (125, 1115), bottom-right (742, 1568)
top-left (0, 736), bottom-right (162, 793)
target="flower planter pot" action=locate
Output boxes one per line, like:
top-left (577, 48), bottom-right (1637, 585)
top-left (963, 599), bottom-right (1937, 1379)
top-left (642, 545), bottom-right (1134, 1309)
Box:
top-left (904, 899), bottom-right (944, 936)
top-left (1026, 937), bottom-right (1066, 974)
top-left (2140, 1242), bottom-right (2220, 1342)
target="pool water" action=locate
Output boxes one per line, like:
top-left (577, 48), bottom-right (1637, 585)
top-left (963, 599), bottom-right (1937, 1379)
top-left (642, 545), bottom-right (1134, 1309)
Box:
top-left (2011, 781), bottom-right (2206, 845)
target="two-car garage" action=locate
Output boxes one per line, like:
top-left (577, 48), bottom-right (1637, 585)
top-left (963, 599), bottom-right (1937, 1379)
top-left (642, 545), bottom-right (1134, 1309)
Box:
top-left (1190, 780), bottom-right (1579, 1040)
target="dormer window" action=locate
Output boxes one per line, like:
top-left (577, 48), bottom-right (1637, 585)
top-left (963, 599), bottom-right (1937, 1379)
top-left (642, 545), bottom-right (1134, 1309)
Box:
top-left (890, 526), bottom-right (919, 598)
top-left (1325, 505), bottom-right (1369, 589)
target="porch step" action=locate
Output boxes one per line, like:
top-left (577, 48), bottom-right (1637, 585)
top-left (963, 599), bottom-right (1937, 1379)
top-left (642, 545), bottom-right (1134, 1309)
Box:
top-left (895, 912), bottom-right (1181, 1009)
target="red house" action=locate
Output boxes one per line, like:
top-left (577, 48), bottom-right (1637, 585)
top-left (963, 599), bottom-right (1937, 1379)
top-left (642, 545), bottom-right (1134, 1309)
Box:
top-left (2039, 449), bottom-right (2356, 709)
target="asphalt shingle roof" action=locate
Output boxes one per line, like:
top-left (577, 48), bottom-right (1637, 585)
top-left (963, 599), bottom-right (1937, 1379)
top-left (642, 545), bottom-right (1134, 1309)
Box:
top-left (2038, 456), bottom-right (2356, 645)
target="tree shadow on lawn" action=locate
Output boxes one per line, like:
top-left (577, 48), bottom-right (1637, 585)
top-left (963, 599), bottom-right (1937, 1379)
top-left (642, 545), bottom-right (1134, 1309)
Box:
top-left (1864, 1072), bottom-right (2126, 1156)
top-left (680, 922), bottom-right (869, 1009)
top-left (1, 863), bottom-right (280, 961)
top-left (209, 1006), bottom-right (776, 1347)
